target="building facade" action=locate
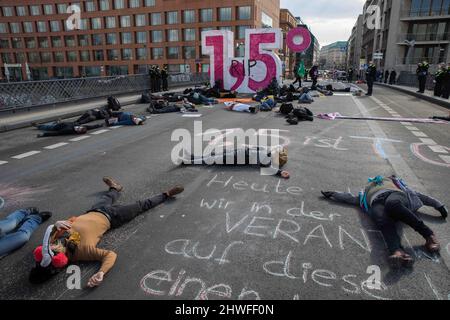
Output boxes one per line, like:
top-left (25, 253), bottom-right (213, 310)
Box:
top-left (0, 0), bottom-right (280, 81)
top-left (347, 14), bottom-right (363, 74)
top-left (279, 8), bottom-right (296, 78)
top-left (319, 41), bottom-right (348, 70)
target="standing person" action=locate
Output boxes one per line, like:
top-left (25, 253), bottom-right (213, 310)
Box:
top-left (304, 68), bottom-right (309, 82)
top-left (389, 69), bottom-right (397, 85)
top-left (29, 177), bottom-right (184, 285)
top-left (416, 61), bottom-right (429, 93)
top-left (347, 68), bottom-right (354, 83)
top-left (321, 175), bottom-right (447, 268)
top-left (0, 208), bottom-right (52, 257)
top-left (161, 65), bottom-right (169, 91)
top-left (149, 67), bottom-right (155, 93)
top-left (292, 64), bottom-right (303, 89)
top-left (433, 63), bottom-right (445, 97)
top-left (155, 66), bottom-right (162, 92)
top-left (441, 63), bottom-right (450, 99)
top-left (365, 61), bottom-right (377, 96)
top-left (384, 70), bottom-right (390, 84)
top-left (309, 65), bottom-right (319, 89)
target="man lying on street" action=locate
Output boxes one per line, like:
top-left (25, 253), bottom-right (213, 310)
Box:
top-left (181, 146), bottom-right (290, 179)
top-left (224, 101), bottom-right (257, 113)
top-left (36, 121), bottom-right (104, 137)
top-left (148, 98), bottom-right (197, 114)
top-left (0, 208), bottom-right (52, 257)
top-left (74, 107), bottom-right (114, 125)
top-left (321, 175), bottom-right (448, 268)
top-left (29, 177), bottom-right (184, 286)
top-left (105, 112), bottom-right (146, 126)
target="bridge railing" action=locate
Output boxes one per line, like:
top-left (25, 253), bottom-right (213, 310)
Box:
top-left (0, 73), bottom-right (209, 112)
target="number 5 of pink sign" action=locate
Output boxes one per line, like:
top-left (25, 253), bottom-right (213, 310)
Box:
top-left (201, 27), bottom-right (311, 93)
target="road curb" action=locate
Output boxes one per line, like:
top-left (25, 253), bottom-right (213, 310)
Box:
top-left (375, 83), bottom-right (450, 109)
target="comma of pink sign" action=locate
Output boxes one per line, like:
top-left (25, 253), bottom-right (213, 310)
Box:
top-left (201, 27), bottom-right (311, 93)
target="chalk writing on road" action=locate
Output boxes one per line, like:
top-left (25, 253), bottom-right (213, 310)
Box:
top-left (410, 143), bottom-right (450, 168)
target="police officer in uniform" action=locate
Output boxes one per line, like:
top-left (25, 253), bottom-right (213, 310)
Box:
top-left (155, 66), bottom-right (162, 92)
top-left (440, 64), bottom-right (450, 99)
top-left (161, 65), bottom-right (169, 91)
top-left (434, 64), bottom-right (445, 97)
top-left (148, 67), bottom-right (154, 93)
top-left (365, 61), bottom-right (377, 96)
top-left (416, 61), bottom-right (429, 93)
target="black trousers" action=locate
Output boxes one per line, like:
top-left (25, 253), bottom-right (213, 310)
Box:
top-left (442, 81), bottom-right (450, 99)
top-left (367, 79), bottom-right (374, 95)
top-left (370, 192), bottom-right (433, 254)
top-left (293, 77), bottom-right (302, 88)
top-left (418, 76), bottom-right (426, 93)
top-left (162, 79), bottom-right (168, 91)
top-left (90, 189), bottom-right (168, 228)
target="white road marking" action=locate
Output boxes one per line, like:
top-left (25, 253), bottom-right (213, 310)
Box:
top-left (12, 150), bottom-right (41, 159)
top-left (411, 131), bottom-right (428, 137)
top-left (109, 125), bottom-right (123, 129)
top-left (401, 122), bottom-right (413, 126)
top-left (44, 142), bottom-right (69, 150)
top-left (439, 155), bottom-right (450, 164)
top-left (428, 145), bottom-right (448, 154)
top-left (0, 161), bottom-right (8, 165)
top-left (405, 126), bottom-right (419, 131)
top-left (90, 129), bottom-right (109, 135)
top-left (69, 136), bottom-right (91, 142)
top-left (420, 138), bottom-right (437, 145)
top-left (424, 273), bottom-right (443, 300)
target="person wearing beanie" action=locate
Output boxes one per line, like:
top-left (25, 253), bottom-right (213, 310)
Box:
top-left (29, 177), bottom-right (184, 286)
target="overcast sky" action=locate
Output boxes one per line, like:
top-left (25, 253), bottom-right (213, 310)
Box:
top-left (280, 0), bottom-right (366, 47)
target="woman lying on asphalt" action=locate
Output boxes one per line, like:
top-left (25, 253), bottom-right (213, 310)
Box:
top-left (29, 177), bottom-right (184, 286)
top-left (321, 175), bottom-right (447, 268)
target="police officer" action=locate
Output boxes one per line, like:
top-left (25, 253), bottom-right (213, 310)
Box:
top-left (348, 68), bottom-right (354, 83)
top-left (148, 67), bottom-right (154, 93)
top-left (434, 63), bottom-right (445, 97)
top-left (441, 64), bottom-right (450, 99)
top-left (365, 61), bottom-right (377, 96)
top-left (155, 66), bottom-right (162, 92)
top-left (150, 66), bottom-right (157, 92)
top-left (416, 61), bottom-right (429, 93)
top-left (161, 65), bottom-right (169, 91)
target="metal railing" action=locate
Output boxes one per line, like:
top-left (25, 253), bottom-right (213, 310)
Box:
top-left (397, 71), bottom-right (435, 90)
top-left (397, 33), bottom-right (450, 42)
top-left (0, 72), bottom-right (209, 112)
top-left (401, 9), bottom-right (450, 18)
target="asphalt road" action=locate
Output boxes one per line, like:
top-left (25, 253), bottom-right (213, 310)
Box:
top-left (0, 83), bottom-right (449, 300)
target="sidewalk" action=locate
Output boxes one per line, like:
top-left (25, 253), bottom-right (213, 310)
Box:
top-left (0, 85), bottom-right (192, 132)
top-left (375, 82), bottom-right (450, 109)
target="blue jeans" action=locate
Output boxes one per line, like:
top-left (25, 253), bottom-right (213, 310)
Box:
top-left (37, 122), bottom-right (60, 131)
top-left (0, 209), bottom-right (42, 257)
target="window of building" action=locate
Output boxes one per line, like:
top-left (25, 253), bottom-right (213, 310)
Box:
top-left (122, 48), bottom-right (133, 60)
top-left (135, 14), bottom-right (146, 26)
top-left (167, 47), bottom-right (179, 59)
top-left (84, 66), bottom-right (101, 77)
top-left (1, 53), bottom-right (13, 63)
top-left (121, 16), bottom-right (132, 28)
top-left (53, 52), bottom-right (64, 62)
top-left (37, 21), bottom-right (47, 33)
top-left (12, 38), bottom-right (23, 49)
top-left (115, 0), bottom-right (125, 9)
top-left (145, 0), bottom-right (156, 7)
top-left (25, 37), bottom-right (36, 49)
top-left (108, 65), bottom-right (128, 76)
top-left (16, 6), bottom-right (27, 16)
top-left (28, 52), bottom-right (40, 63)
top-left (184, 10), bottom-right (195, 23)
top-left (10, 23), bottom-right (21, 34)
top-left (202, 64), bottom-right (210, 73)
top-left (85, 1), bottom-right (96, 12)
top-left (78, 34), bottom-right (90, 46)
top-left (219, 26), bottom-right (233, 31)
top-left (16, 52), bottom-right (26, 63)
top-left (201, 9), bottom-right (213, 22)
top-left (50, 21), bottom-right (61, 32)
top-left (152, 30), bottom-right (163, 42)
top-left (30, 5), bottom-right (41, 16)
top-left (107, 49), bottom-right (120, 60)
top-left (136, 48), bottom-right (148, 60)
top-left (151, 13), bottom-right (162, 25)
top-left (23, 22), bottom-right (33, 33)
top-left (152, 47), bottom-right (163, 59)
top-left (167, 29), bottom-right (179, 42)
top-left (238, 6), bottom-right (251, 20)
top-left (41, 52), bottom-right (52, 63)
top-left (52, 36), bottom-right (62, 47)
top-left (57, 4), bottom-right (68, 14)
top-left (184, 28), bottom-right (196, 41)
top-left (2, 7), bottom-right (14, 17)
top-left (130, 0), bottom-right (140, 8)
top-left (38, 37), bottom-right (49, 48)
top-left (79, 19), bottom-right (89, 30)
top-left (0, 23), bottom-right (7, 34)
top-left (92, 34), bottom-right (104, 46)
top-left (121, 32), bottom-right (132, 44)
top-left (261, 12), bottom-right (273, 28)
top-left (80, 50), bottom-right (90, 62)
top-left (136, 31), bottom-right (147, 43)
top-left (201, 27), bottom-right (215, 33)
top-left (168, 64), bottom-right (181, 73)
top-left (219, 8), bottom-right (232, 21)
top-left (183, 46), bottom-right (196, 59)
top-left (66, 51), bottom-right (77, 62)
top-left (107, 33), bottom-right (117, 45)
top-left (94, 50), bottom-right (104, 61)
top-left (106, 17), bottom-right (116, 28)
top-left (65, 36), bottom-right (76, 47)
top-left (92, 18), bottom-right (102, 29)
top-left (54, 67), bottom-right (74, 78)
top-left (167, 11), bottom-right (178, 24)
top-left (44, 4), bottom-right (54, 15)
top-left (100, 0), bottom-right (110, 11)
top-left (0, 39), bottom-right (9, 49)
top-left (237, 25), bottom-right (250, 39)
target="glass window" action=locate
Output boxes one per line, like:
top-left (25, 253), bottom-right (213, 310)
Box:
top-left (38, 37), bottom-right (49, 48)
top-left (219, 8), bottom-right (232, 21)
top-left (152, 30), bottom-right (163, 42)
top-left (238, 6), bottom-right (251, 20)
top-left (10, 23), bottom-right (21, 34)
top-left (94, 50), bottom-right (104, 61)
top-left (78, 35), bottom-right (89, 46)
top-left (184, 46), bottom-right (196, 59)
top-left (41, 52), bottom-right (52, 63)
top-left (152, 47), bottom-right (163, 59)
top-left (100, 0), bottom-right (110, 11)
top-left (135, 14), bottom-right (146, 26)
top-left (167, 11), bottom-right (178, 24)
top-left (12, 38), bottom-right (23, 49)
top-left (54, 52), bottom-right (65, 62)
top-left (219, 26), bottom-right (232, 31)
top-left (54, 67), bottom-right (74, 78)
top-left (201, 27), bottom-right (215, 33)
top-left (122, 48), bottom-right (133, 60)
top-left (0, 23), bottom-right (7, 34)
top-left (85, 1), bottom-right (96, 12)
top-left (65, 36), bottom-right (76, 47)
top-left (130, 0), bottom-right (140, 8)
top-left (145, 0), bottom-right (156, 6)
top-left (1, 53), bottom-right (12, 64)
top-left (237, 25), bottom-right (250, 39)
top-left (67, 51), bottom-right (77, 62)
top-left (201, 9), bottom-right (213, 22)
top-left (261, 12), bottom-right (273, 28)
top-left (202, 64), bottom-right (210, 73)
top-left (136, 48), bottom-right (147, 60)
top-left (92, 18), bottom-right (102, 30)
top-left (184, 28), bottom-right (196, 41)
top-left (2, 7), bottom-right (14, 17)
top-left (52, 36), bottom-right (62, 47)
top-left (106, 17), bottom-right (116, 28)
top-left (115, 0), bottom-right (125, 9)
top-left (151, 13), bottom-right (162, 25)
top-left (168, 64), bottom-right (181, 73)
top-left (16, 52), bottom-right (26, 63)
top-left (92, 34), bottom-right (104, 46)
top-left (25, 37), bottom-right (36, 49)
top-left (121, 32), bottom-right (132, 44)
top-left (121, 16), bottom-right (132, 28)
top-left (50, 21), bottom-right (60, 32)
top-left (28, 52), bottom-right (40, 63)
top-left (23, 22), bottom-right (34, 33)
top-left (167, 47), bottom-right (179, 59)
top-left (0, 39), bottom-right (9, 49)
top-left (30, 5), bottom-right (41, 16)
top-left (79, 19), bottom-right (89, 30)
top-left (167, 29), bottom-right (179, 42)
top-left (107, 33), bottom-right (118, 45)
top-left (37, 21), bottom-right (47, 33)
top-left (136, 31), bottom-right (147, 43)
top-left (44, 4), bottom-right (54, 15)
top-left (184, 10), bottom-right (195, 23)
top-left (16, 6), bottom-right (27, 16)
top-left (57, 4), bottom-right (68, 14)
top-left (107, 49), bottom-right (120, 60)
top-left (80, 50), bottom-right (90, 62)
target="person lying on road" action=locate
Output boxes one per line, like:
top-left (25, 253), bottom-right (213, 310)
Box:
top-left (105, 112), bottom-right (146, 126)
top-left (29, 177), bottom-right (184, 286)
top-left (224, 102), bottom-right (257, 113)
top-left (35, 121), bottom-right (104, 137)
